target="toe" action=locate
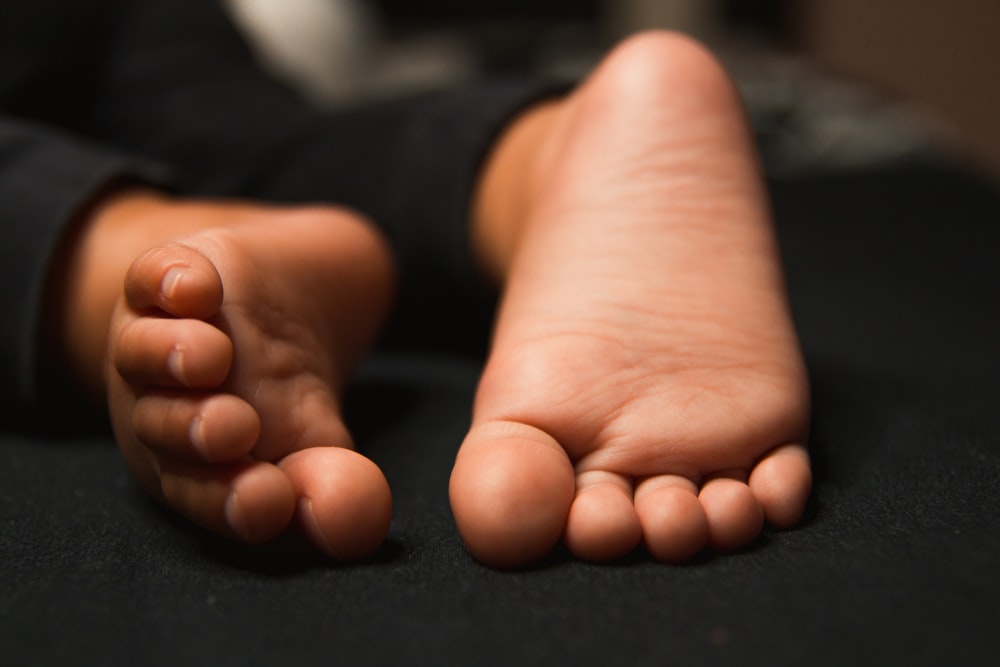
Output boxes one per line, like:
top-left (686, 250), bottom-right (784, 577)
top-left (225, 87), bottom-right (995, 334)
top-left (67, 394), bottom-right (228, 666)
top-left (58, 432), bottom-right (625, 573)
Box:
top-left (158, 458), bottom-right (296, 543)
top-left (564, 470), bottom-right (642, 562)
top-left (634, 475), bottom-right (709, 562)
top-left (113, 317), bottom-right (232, 388)
top-left (280, 448), bottom-right (392, 561)
top-left (125, 243), bottom-right (224, 319)
top-left (698, 476), bottom-right (764, 552)
top-left (748, 443), bottom-right (812, 529)
top-left (131, 392), bottom-right (259, 462)
top-left (449, 421), bottom-right (576, 568)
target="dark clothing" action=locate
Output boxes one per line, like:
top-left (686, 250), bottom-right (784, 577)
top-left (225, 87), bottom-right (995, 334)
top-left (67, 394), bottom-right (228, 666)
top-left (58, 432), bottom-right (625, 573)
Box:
top-left (0, 0), bottom-right (559, 416)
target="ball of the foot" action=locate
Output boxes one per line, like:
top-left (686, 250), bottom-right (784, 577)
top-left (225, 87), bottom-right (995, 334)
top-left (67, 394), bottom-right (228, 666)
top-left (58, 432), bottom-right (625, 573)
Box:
top-left (450, 436), bottom-right (575, 569)
top-left (280, 447), bottom-right (392, 560)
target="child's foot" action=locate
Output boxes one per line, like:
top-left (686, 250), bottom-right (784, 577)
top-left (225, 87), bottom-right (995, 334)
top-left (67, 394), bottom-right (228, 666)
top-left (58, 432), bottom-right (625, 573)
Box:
top-left (450, 32), bottom-right (811, 567)
top-left (105, 204), bottom-right (394, 558)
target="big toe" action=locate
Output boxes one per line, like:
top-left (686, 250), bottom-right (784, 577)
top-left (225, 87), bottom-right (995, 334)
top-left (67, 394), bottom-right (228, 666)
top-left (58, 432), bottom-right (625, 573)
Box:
top-left (450, 421), bottom-right (576, 568)
top-left (280, 447), bottom-right (392, 561)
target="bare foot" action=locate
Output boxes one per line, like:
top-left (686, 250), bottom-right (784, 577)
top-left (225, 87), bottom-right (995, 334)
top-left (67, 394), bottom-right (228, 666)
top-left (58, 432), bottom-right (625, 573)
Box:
top-left (450, 32), bottom-right (811, 567)
top-left (103, 202), bottom-right (394, 558)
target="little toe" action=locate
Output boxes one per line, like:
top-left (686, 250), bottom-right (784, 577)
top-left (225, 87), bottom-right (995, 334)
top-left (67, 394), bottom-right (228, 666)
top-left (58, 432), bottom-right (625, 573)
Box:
top-left (280, 448), bottom-right (392, 561)
top-left (450, 421), bottom-right (576, 568)
top-left (125, 243), bottom-right (224, 319)
top-left (698, 476), bottom-right (764, 552)
top-left (158, 458), bottom-right (296, 543)
top-left (113, 317), bottom-right (232, 388)
top-left (634, 475), bottom-right (709, 563)
top-left (564, 470), bottom-right (642, 562)
top-left (131, 392), bottom-right (260, 463)
top-left (748, 443), bottom-right (812, 529)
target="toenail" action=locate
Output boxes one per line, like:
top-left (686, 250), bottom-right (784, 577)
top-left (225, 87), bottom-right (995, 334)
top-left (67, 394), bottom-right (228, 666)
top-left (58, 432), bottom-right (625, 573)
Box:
top-left (225, 491), bottom-right (250, 540)
top-left (299, 498), bottom-right (337, 557)
top-left (167, 346), bottom-right (185, 383)
top-left (189, 415), bottom-right (209, 459)
top-left (161, 267), bottom-right (184, 301)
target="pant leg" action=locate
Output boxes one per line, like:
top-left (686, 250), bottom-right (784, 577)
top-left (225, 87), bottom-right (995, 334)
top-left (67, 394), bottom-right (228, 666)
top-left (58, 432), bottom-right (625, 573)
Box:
top-left (0, 116), bottom-right (170, 421)
top-left (81, 0), bottom-right (566, 352)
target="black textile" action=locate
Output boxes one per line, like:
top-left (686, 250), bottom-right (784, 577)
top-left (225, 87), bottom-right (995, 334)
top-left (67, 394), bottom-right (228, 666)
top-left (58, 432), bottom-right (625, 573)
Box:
top-left (2, 166), bottom-right (999, 665)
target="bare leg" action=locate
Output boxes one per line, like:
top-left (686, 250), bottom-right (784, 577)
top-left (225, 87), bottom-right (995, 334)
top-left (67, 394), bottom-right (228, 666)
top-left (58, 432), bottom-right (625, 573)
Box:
top-left (451, 32), bottom-right (811, 567)
top-left (58, 193), bottom-right (394, 558)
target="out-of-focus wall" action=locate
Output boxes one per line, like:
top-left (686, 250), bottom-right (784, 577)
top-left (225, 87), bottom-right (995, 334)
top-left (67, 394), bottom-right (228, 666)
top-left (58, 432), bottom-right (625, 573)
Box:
top-left (603, 0), bottom-right (722, 41)
top-left (799, 0), bottom-right (1000, 179)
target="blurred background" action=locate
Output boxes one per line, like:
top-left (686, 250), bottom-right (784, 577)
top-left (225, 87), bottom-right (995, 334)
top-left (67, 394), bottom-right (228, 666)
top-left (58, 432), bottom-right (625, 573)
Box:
top-left (224, 0), bottom-right (1000, 183)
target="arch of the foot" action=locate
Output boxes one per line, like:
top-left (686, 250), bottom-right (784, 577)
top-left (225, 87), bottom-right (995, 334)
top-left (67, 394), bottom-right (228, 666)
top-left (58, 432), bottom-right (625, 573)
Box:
top-left (450, 420), bottom-right (576, 568)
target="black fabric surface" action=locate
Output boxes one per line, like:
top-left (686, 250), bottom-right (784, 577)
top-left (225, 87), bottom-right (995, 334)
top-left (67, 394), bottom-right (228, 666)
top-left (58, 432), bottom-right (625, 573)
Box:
top-left (3, 164), bottom-right (998, 666)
